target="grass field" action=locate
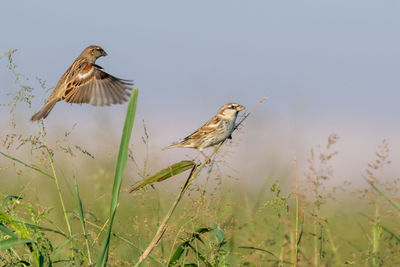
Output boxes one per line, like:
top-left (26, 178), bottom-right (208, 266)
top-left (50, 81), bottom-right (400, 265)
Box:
top-left (1, 49), bottom-right (399, 266)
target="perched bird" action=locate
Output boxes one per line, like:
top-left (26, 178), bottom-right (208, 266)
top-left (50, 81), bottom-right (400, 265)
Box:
top-left (31, 45), bottom-right (133, 121)
top-left (163, 102), bottom-right (245, 163)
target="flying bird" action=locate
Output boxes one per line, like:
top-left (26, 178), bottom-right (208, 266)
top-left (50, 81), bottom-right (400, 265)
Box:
top-left (31, 45), bottom-right (133, 121)
top-left (163, 102), bottom-right (245, 163)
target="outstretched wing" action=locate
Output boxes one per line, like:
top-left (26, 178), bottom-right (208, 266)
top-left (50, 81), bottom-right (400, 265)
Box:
top-left (62, 63), bottom-right (133, 106)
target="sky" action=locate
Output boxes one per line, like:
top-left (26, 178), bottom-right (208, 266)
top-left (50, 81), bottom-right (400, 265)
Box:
top-left (1, 0), bottom-right (399, 185)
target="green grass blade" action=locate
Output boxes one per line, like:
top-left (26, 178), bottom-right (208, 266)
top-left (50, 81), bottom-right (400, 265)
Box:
top-left (239, 246), bottom-right (279, 259)
top-left (11, 218), bottom-right (67, 237)
top-left (96, 89), bottom-right (138, 267)
top-left (168, 227), bottom-right (213, 266)
top-left (0, 223), bottom-right (17, 238)
top-left (381, 225), bottom-right (400, 243)
top-left (0, 238), bottom-right (34, 251)
top-left (1, 195), bottom-right (22, 212)
top-left (297, 214), bottom-right (304, 246)
top-left (168, 227), bottom-right (228, 266)
top-left (0, 151), bottom-right (54, 180)
top-left (73, 175), bottom-right (92, 265)
top-left (129, 160), bottom-right (195, 192)
top-left (168, 243), bottom-right (186, 266)
top-left (52, 233), bottom-right (81, 260)
top-left (186, 244), bottom-right (213, 267)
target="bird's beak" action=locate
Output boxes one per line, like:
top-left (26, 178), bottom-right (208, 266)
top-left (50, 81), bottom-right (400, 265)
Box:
top-left (102, 50), bottom-right (108, 56)
top-left (236, 105), bottom-right (245, 111)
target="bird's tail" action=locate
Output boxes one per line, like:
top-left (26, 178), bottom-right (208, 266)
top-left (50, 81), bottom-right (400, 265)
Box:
top-left (31, 100), bottom-right (57, 121)
top-left (162, 142), bottom-right (187, 151)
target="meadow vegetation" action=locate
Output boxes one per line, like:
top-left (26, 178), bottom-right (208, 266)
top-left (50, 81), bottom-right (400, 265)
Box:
top-left (0, 49), bottom-right (399, 266)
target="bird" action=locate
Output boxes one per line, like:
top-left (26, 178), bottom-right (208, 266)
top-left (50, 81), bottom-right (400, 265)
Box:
top-left (163, 102), bottom-right (245, 163)
top-left (31, 45), bottom-right (133, 121)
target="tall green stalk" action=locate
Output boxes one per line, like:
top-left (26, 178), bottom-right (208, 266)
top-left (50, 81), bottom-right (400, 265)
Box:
top-left (96, 89), bottom-right (138, 266)
top-left (73, 175), bottom-right (92, 265)
top-left (371, 204), bottom-right (381, 267)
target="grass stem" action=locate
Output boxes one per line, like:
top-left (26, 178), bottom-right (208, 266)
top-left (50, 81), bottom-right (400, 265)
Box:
top-left (294, 149), bottom-right (299, 267)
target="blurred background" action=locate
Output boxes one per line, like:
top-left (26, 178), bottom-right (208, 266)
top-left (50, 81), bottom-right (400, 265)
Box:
top-left (1, 0), bottom-right (399, 188)
top-left (1, 1), bottom-right (400, 265)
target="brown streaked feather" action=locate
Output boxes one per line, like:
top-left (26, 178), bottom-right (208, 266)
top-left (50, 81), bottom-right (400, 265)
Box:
top-left (162, 117), bottom-right (221, 150)
top-left (183, 117), bottom-right (221, 140)
top-left (46, 58), bottom-right (91, 103)
top-left (185, 125), bottom-right (216, 140)
top-left (63, 64), bottom-right (132, 106)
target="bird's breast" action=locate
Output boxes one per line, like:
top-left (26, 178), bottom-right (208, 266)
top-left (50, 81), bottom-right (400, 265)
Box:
top-left (77, 64), bottom-right (94, 80)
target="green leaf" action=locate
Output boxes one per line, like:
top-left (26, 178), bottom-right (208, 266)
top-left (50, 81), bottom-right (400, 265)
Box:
top-left (0, 238), bottom-right (34, 251)
top-left (96, 89), bottom-right (138, 267)
top-left (11, 219), bottom-right (66, 237)
top-left (129, 160), bottom-right (196, 192)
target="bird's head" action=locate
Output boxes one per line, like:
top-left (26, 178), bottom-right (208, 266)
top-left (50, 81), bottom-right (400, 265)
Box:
top-left (80, 45), bottom-right (107, 62)
top-left (218, 102), bottom-right (245, 119)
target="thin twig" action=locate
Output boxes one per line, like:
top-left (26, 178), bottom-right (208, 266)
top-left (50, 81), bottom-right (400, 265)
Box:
top-left (215, 94), bottom-right (269, 161)
top-left (234, 94), bottom-right (269, 130)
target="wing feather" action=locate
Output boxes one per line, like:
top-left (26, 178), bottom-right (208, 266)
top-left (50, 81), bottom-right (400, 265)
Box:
top-left (63, 64), bottom-right (133, 106)
top-left (183, 117), bottom-right (221, 141)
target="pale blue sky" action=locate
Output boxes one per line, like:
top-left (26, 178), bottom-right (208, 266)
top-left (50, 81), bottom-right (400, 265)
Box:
top-left (1, 0), bottom-right (399, 120)
top-left (1, 1), bottom-right (399, 181)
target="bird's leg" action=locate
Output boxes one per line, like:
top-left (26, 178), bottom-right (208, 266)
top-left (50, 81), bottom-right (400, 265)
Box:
top-left (199, 150), bottom-right (211, 164)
